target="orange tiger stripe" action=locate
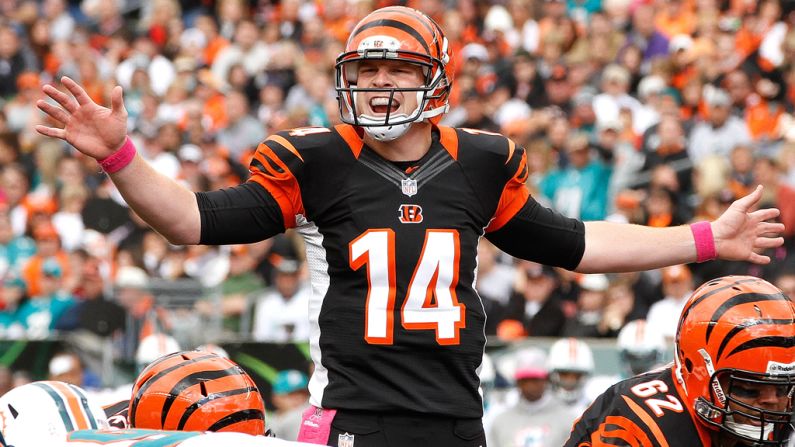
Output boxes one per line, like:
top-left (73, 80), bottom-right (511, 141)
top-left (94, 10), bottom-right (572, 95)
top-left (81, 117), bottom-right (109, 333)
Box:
top-left (335, 124), bottom-right (364, 157)
top-left (266, 135), bottom-right (303, 162)
top-left (486, 152), bottom-right (530, 232)
top-left (437, 126), bottom-right (458, 159)
top-left (249, 143), bottom-right (304, 228)
top-left (622, 396), bottom-right (670, 447)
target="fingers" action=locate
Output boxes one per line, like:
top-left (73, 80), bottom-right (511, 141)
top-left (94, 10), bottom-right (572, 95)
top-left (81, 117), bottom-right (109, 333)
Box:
top-left (758, 221), bottom-right (785, 236)
top-left (34, 125), bottom-right (66, 140)
top-left (36, 100), bottom-right (70, 124)
top-left (747, 252), bottom-right (771, 265)
top-left (110, 85), bottom-right (126, 116)
top-left (749, 207), bottom-right (781, 222)
top-left (731, 184), bottom-right (763, 212)
top-left (61, 76), bottom-right (94, 106)
top-left (755, 236), bottom-right (784, 249)
top-left (42, 83), bottom-right (77, 114)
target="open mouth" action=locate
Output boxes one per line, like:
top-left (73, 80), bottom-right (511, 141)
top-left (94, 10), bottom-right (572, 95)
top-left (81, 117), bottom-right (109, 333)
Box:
top-left (369, 97), bottom-right (400, 115)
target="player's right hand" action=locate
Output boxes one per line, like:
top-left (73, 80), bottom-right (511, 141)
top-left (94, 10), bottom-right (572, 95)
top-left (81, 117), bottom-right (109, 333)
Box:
top-left (35, 76), bottom-right (128, 160)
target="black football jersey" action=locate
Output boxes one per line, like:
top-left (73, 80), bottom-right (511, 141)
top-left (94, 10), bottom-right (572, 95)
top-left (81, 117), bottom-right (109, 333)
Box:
top-left (202, 124), bottom-right (584, 417)
top-left (565, 366), bottom-right (712, 447)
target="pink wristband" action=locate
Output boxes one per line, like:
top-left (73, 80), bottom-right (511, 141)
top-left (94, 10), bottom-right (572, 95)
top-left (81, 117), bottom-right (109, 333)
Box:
top-left (690, 221), bottom-right (717, 263)
top-left (98, 137), bottom-right (136, 174)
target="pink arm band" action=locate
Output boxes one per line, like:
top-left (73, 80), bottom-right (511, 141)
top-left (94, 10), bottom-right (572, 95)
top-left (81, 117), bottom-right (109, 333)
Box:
top-left (98, 136), bottom-right (136, 174)
top-left (690, 221), bottom-right (717, 263)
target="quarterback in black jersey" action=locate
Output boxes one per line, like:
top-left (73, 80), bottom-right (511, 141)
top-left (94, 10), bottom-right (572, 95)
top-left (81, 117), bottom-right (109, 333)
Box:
top-left (37, 5), bottom-right (785, 446)
top-left (566, 276), bottom-right (795, 447)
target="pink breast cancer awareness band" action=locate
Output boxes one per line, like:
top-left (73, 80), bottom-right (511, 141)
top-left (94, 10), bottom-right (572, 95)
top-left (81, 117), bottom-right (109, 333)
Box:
top-left (98, 136), bottom-right (136, 174)
top-left (690, 221), bottom-right (717, 263)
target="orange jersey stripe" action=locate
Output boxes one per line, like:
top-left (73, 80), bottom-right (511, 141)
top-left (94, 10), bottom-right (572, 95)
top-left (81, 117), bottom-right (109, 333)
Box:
top-left (266, 135), bottom-right (304, 162)
top-left (249, 143), bottom-right (304, 229)
top-left (437, 126), bottom-right (459, 159)
top-left (622, 396), bottom-right (670, 447)
top-left (486, 153), bottom-right (530, 232)
top-left (335, 124), bottom-right (364, 157)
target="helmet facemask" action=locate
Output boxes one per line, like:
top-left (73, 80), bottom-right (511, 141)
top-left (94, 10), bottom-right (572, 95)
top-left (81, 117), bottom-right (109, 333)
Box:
top-left (335, 47), bottom-right (451, 142)
top-left (695, 370), bottom-right (794, 446)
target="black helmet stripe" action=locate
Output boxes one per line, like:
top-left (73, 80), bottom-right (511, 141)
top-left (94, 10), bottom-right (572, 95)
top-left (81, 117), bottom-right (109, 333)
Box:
top-left (717, 318), bottom-right (795, 361)
top-left (706, 292), bottom-right (790, 342)
top-left (176, 386), bottom-right (258, 430)
top-left (376, 7), bottom-right (440, 54)
top-left (351, 19), bottom-right (431, 54)
top-left (206, 409), bottom-right (265, 432)
top-left (161, 367), bottom-right (244, 427)
top-left (727, 336), bottom-right (795, 358)
top-left (676, 278), bottom-right (759, 341)
top-left (129, 354), bottom-right (216, 427)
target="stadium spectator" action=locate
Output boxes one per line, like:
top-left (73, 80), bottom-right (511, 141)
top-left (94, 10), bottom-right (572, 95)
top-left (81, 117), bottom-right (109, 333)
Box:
top-left (504, 261), bottom-right (567, 338)
top-left (688, 87), bottom-right (752, 165)
top-left (270, 369), bottom-right (310, 441)
top-left (563, 273), bottom-right (611, 338)
top-left (646, 264), bottom-right (694, 341)
top-left (488, 347), bottom-right (578, 447)
top-left (252, 247), bottom-right (309, 343)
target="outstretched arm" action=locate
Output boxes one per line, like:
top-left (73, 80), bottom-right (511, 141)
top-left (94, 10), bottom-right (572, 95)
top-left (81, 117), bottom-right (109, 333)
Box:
top-left (36, 77), bottom-right (201, 245)
top-left (576, 185), bottom-right (784, 273)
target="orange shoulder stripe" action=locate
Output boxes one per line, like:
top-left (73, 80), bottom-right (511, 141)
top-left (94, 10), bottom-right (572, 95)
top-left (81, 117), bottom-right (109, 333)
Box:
top-left (335, 124), bottom-right (364, 158)
top-left (437, 126), bottom-right (459, 160)
top-left (486, 153), bottom-right (529, 232)
top-left (621, 396), bottom-right (670, 447)
top-left (249, 143), bottom-right (304, 229)
top-left (266, 135), bottom-right (303, 162)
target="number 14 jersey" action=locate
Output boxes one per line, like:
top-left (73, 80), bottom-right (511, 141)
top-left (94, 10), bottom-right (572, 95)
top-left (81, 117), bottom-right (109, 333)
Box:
top-left (201, 125), bottom-right (585, 418)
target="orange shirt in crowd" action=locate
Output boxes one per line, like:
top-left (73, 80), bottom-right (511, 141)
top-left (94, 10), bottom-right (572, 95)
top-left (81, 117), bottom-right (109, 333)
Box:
top-left (21, 252), bottom-right (71, 298)
top-left (745, 96), bottom-right (784, 140)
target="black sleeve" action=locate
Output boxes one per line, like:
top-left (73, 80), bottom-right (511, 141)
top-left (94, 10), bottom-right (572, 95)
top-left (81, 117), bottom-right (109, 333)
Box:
top-left (486, 196), bottom-right (585, 270)
top-left (196, 182), bottom-right (286, 245)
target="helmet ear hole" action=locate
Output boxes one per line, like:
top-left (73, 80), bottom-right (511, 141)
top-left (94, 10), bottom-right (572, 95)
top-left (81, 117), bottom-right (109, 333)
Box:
top-left (685, 358), bottom-right (693, 373)
top-left (7, 404), bottom-right (17, 419)
top-left (199, 381), bottom-right (208, 397)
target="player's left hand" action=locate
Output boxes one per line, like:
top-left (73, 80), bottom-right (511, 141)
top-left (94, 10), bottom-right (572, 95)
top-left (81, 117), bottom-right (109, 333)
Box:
top-left (712, 185), bottom-right (785, 264)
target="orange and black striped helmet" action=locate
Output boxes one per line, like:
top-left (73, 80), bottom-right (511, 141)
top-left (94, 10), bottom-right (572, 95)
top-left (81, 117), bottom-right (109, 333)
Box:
top-left (335, 6), bottom-right (452, 131)
top-left (129, 351), bottom-right (266, 435)
top-left (674, 276), bottom-right (795, 445)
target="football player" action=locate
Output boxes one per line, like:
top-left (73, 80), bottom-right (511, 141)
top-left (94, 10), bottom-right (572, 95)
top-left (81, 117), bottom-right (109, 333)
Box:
top-left (36, 5), bottom-right (784, 445)
top-left (0, 380), bottom-right (108, 447)
top-left (616, 319), bottom-right (669, 377)
top-left (105, 351), bottom-right (267, 436)
top-left (547, 337), bottom-right (596, 414)
top-left (565, 276), bottom-right (795, 447)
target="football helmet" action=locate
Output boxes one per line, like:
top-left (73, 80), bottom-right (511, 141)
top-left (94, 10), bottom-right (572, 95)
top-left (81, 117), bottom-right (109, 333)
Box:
top-left (335, 6), bottom-right (453, 141)
top-left (674, 276), bottom-right (795, 446)
top-left (617, 319), bottom-right (667, 376)
top-left (547, 338), bottom-right (594, 404)
top-left (129, 351), bottom-right (266, 436)
top-left (0, 380), bottom-right (108, 447)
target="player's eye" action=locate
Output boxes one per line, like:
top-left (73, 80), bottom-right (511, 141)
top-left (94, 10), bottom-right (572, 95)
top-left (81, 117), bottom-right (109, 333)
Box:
top-left (730, 385), bottom-right (760, 399)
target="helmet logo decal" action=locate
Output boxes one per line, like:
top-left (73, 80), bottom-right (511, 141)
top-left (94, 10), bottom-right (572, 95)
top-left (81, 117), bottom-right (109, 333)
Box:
top-left (766, 360), bottom-right (795, 375)
top-left (358, 36), bottom-right (401, 55)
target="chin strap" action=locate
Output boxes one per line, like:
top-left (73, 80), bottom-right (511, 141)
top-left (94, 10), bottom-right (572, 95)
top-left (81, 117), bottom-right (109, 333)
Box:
top-left (724, 415), bottom-right (775, 442)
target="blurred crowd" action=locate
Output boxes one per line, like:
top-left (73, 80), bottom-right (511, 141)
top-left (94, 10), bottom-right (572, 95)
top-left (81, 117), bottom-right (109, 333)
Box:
top-left (1, 0), bottom-right (795, 394)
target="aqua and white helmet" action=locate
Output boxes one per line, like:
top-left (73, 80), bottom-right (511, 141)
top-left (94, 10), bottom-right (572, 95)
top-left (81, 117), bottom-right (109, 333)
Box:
top-left (0, 381), bottom-right (108, 447)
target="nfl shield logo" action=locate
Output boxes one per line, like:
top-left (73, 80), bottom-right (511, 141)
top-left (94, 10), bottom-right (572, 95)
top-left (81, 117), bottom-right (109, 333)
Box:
top-left (338, 433), bottom-right (355, 447)
top-left (401, 178), bottom-right (418, 197)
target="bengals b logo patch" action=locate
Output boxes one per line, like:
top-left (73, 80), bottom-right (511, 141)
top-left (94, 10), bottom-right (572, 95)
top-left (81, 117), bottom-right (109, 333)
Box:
top-left (399, 204), bottom-right (423, 223)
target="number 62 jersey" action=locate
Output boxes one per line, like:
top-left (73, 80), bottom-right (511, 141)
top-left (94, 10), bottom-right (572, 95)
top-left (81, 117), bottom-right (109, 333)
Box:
top-left (564, 367), bottom-right (711, 447)
top-left (197, 125), bottom-right (585, 418)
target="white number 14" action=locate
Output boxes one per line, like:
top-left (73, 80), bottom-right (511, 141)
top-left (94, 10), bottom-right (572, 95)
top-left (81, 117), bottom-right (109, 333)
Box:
top-left (349, 229), bottom-right (466, 346)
